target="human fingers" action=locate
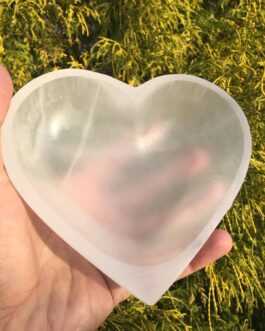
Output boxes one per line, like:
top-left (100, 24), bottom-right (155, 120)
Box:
top-left (0, 65), bottom-right (13, 125)
top-left (112, 174), bottom-right (223, 240)
top-left (120, 181), bottom-right (226, 263)
top-left (0, 64), bottom-right (13, 181)
top-left (112, 148), bottom-right (209, 211)
top-left (177, 229), bottom-right (233, 280)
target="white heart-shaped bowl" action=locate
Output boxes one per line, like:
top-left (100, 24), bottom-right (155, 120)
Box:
top-left (1, 69), bottom-right (251, 304)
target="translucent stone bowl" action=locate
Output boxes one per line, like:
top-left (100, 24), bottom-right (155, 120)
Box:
top-left (1, 69), bottom-right (251, 304)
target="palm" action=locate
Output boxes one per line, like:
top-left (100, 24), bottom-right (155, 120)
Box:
top-left (0, 176), bottom-right (127, 331)
top-left (0, 65), bottom-right (232, 331)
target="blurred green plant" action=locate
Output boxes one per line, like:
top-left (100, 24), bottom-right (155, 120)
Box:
top-left (0, 0), bottom-right (264, 330)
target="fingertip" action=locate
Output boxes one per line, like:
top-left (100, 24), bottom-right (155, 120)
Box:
top-left (0, 64), bottom-right (13, 125)
top-left (0, 64), bottom-right (13, 91)
top-left (194, 229), bottom-right (233, 267)
top-left (213, 229), bottom-right (233, 255)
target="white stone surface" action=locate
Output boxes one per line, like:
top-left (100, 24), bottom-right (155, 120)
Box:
top-left (1, 69), bottom-right (251, 304)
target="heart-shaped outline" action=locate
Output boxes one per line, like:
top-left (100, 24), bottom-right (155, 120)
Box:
top-left (1, 69), bottom-right (251, 304)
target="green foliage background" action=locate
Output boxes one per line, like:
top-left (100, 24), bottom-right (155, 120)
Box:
top-left (0, 0), bottom-right (264, 329)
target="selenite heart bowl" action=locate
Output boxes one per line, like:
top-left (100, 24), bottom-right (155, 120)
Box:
top-left (1, 69), bottom-right (251, 304)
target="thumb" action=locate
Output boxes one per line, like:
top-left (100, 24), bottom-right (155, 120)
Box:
top-left (0, 64), bottom-right (13, 179)
top-left (0, 64), bottom-right (13, 125)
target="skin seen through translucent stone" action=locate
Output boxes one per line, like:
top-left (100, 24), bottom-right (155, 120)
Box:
top-left (63, 135), bottom-right (226, 264)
